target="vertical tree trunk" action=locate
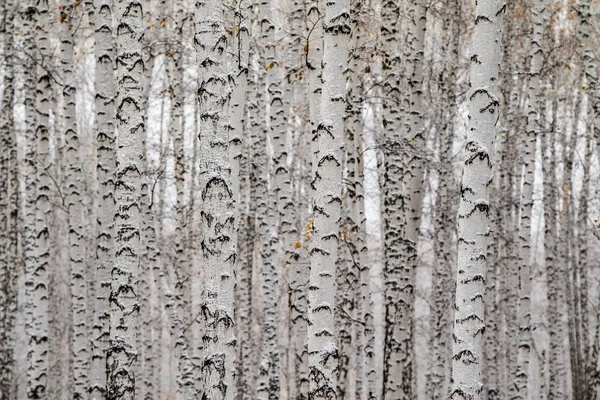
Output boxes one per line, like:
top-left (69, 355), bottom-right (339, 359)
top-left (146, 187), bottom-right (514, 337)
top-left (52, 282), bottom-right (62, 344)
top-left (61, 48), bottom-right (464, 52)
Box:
top-left (563, 92), bottom-right (582, 400)
top-left (59, 4), bottom-right (88, 398)
top-left (0, 0), bottom-right (17, 397)
top-left (307, 0), bottom-right (350, 398)
top-left (347, 2), bottom-right (376, 398)
top-left (545, 97), bottom-right (565, 400)
top-left (451, 1), bottom-right (504, 399)
top-left (402, 14), bottom-right (426, 393)
top-left (428, 2), bottom-right (461, 398)
top-left (107, 1), bottom-right (144, 398)
top-left (28, 1), bottom-right (52, 397)
top-left (21, 3), bottom-right (39, 398)
top-left (235, 16), bottom-right (256, 399)
top-left (89, 0), bottom-right (116, 397)
top-left (256, 1), bottom-right (283, 396)
top-left (380, 1), bottom-right (411, 397)
top-left (194, 0), bottom-right (237, 398)
top-left (513, 2), bottom-right (544, 398)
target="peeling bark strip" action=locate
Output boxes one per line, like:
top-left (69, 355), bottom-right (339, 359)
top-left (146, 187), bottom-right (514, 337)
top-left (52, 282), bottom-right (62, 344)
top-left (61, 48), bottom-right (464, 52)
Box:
top-left (108, 1), bottom-right (145, 399)
top-left (195, 0), bottom-right (237, 399)
top-left (90, 0), bottom-right (117, 397)
top-left (451, 1), bottom-right (504, 399)
top-left (307, 0), bottom-right (350, 398)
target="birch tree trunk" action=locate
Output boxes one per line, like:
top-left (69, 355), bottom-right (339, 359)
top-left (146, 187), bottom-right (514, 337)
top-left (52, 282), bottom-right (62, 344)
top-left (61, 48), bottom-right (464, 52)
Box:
top-left (545, 97), bottom-right (565, 400)
top-left (59, 4), bottom-right (88, 398)
top-left (229, 0), bottom-right (253, 398)
top-left (21, 2), bottom-right (37, 398)
top-left (451, 1), bottom-right (504, 399)
top-left (195, 0), bottom-right (237, 398)
top-left (89, 0), bottom-right (116, 397)
top-left (380, 1), bottom-right (411, 397)
top-left (0, 0), bottom-right (17, 397)
top-left (307, 0), bottom-right (350, 398)
top-left (513, 2), bottom-right (543, 397)
top-left (107, 1), bottom-right (144, 398)
top-left (27, 1), bottom-right (52, 397)
top-left (428, 4), bottom-right (461, 397)
top-left (256, 1), bottom-right (283, 396)
top-left (347, 2), bottom-right (376, 397)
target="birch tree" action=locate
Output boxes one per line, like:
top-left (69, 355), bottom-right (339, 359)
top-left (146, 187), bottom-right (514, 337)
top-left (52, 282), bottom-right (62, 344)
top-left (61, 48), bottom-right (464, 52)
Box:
top-left (0, 0), bottom-right (17, 397)
top-left (513, 1), bottom-right (543, 397)
top-left (59, 3), bottom-right (88, 397)
top-left (107, 1), bottom-right (144, 398)
top-left (195, 0), bottom-right (237, 398)
top-left (89, 0), bottom-right (117, 396)
top-left (26, 1), bottom-right (52, 397)
top-left (307, 0), bottom-right (350, 398)
top-left (451, 1), bottom-right (504, 399)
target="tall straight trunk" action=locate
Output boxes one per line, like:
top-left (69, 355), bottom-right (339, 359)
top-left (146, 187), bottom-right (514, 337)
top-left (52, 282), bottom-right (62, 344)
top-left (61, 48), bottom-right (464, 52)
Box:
top-left (249, 52), bottom-right (269, 399)
top-left (107, 1), bottom-right (145, 398)
top-left (168, 0), bottom-right (186, 330)
top-left (513, 2), bottom-right (544, 397)
top-left (256, 1), bottom-right (283, 397)
top-left (581, 106), bottom-right (594, 399)
top-left (563, 92), bottom-right (582, 400)
top-left (284, 2), bottom-right (307, 398)
top-left (28, 1), bottom-right (52, 397)
top-left (428, 2), bottom-right (460, 398)
top-left (579, 2), bottom-right (596, 396)
top-left (229, 10), bottom-right (252, 394)
top-left (347, 2), bottom-right (375, 398)
top-left (545, 96), bottom-right (565, 400)
top-left (59, 4), bottom-right (87, 398)
top-left (0, 0), bottom-right (18, 397)
top-left (236, 24), bottom-right (256, 400)
top-left (450, 1), bottom-right (504, 399)
top-left (194, 1), bottom-right (237, 398)
top-left (307, 0), bottom-right (350, 398)
top-left (402, 15), bottom-right (426, 394)
top-left (21, 3), bottom-right (39, 398)
top-left (89, 0), bottom-right (116, 397)
top-left (380, 1), bottom-right (411, 398)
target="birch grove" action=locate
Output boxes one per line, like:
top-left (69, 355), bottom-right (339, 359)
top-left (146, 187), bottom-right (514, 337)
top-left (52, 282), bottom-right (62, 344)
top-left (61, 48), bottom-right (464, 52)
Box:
top-left (2, 0), bottom-right (600, 399)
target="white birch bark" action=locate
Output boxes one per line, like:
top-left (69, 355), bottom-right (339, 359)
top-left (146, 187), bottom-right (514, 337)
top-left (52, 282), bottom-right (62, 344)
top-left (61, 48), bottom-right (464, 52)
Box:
top-left (513, 3), bottom-right (542, 396)
top-left (0, 0), bottom-right (17, 397)
top-left (306, 0), bottom-right (323, 157)
top-left (89, 0), bottom-right (117, 397)
top-left (307, 0), bottom-right (350, 398)
top-left (21, 4), bottom-right (38, 397)
top-left (228, 0), bottom-right (253, 398)
top-left (346, 4), bottom-right (375, 397)
top-left (139, 135), bottom-right (157, 399)
top-left (107, 1), bottom-right (144, 398)
top-left (59, 4), bottom-right (88, 398)
top-left (563, 93), bottom-right (582, 400)
top-left (154, 262), bottom-right (196, 399)
top-left (255, 1), bottom-right (282, 397)
top-left (428, 3), bottom-right (460, 398)
top-left (380, 1), bottom-right (412, 397)
top-left (450, 1), bottom-right (504, 399)
top-left (544, 97), bottom-right (565, 400)
top-left (195, 0), bottom-right (237, 398)
top-left (27, 1), bottom-right (51, 397)
top-left (580, 107), bottom-right (594, 399)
